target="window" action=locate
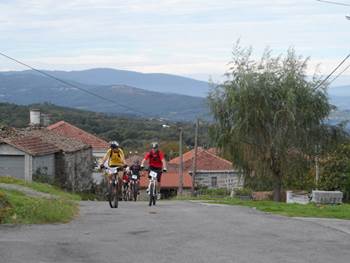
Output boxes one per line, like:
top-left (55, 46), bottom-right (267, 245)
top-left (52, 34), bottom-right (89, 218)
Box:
top-left (211, 176), bottom-right (217, 188)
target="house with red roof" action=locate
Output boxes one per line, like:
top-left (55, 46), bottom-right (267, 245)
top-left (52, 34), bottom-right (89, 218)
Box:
top-left (138, 148), bottom-right (243, 198)
top-left (47, 120), bottom-right (109, 159)
top-left (169, 148), bottom-right (243, 190)
top-left (0, 126), bottom-right (93, 191)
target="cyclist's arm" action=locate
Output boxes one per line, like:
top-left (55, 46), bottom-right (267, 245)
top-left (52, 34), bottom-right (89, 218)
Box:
top-left (140, 153), bottom-right (150, 167)
top-left (119, 149), bottom-right (126, 165)
top-left (160, 151), bottom-right (167, 170)
top-left (100, 149), bottom-right (111, 167)
top-left (162, 159), bottom-right (167, 170)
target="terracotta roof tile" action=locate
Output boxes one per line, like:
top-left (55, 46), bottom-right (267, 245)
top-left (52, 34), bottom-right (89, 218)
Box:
top-left (169, 148), bottom-right (233, 171)
top-left (23, 129), bottom-right (90, 153)
top-left (139, 164), bottom-right (192, 189)
top-left (0, 131), bottom-right (60, 156)
top-left (47, 121), bottom-right (109, 150)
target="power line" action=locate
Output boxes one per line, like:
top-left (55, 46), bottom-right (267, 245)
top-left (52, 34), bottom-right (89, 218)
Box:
top-left (313, 53), bottom-right (350, 91)
top-left (328, 62), bottom-right (350, 85)
top-left (0, 51), bottom-right (151, 117)
top-left (316, 0), bottom-right (350, 7)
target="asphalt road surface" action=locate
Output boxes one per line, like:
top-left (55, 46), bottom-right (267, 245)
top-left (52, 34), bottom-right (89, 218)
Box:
top-left (1, 201), bottom-right (350, 263)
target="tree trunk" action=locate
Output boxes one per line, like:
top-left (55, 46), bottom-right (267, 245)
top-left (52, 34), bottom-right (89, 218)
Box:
top-left (272, 169), bottom-right (282, 202)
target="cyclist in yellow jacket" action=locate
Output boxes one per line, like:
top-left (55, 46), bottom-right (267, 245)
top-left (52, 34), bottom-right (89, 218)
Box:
top-left (100, 141), bottom-right (126, 168)
top-left (100, 141), bottom-right (126, 182)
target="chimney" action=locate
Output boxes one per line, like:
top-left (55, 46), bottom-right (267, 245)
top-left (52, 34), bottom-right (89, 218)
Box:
top-left (41, 113), bottom-right (51, 127)
top-left (29, 109), bottom-right (41, 126)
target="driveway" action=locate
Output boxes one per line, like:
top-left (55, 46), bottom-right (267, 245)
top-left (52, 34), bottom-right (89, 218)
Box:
top-left (0, 201), bottom-right (349, 263)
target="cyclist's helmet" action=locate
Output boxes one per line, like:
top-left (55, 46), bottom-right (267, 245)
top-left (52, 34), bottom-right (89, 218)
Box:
top-left (151, 142), bottom-right (159, 150)
top-left (110, 141), bottom-right (119, 149)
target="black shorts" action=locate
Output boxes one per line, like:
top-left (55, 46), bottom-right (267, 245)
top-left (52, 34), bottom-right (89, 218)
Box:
top-left (149, 167), bottom-right (162, 183)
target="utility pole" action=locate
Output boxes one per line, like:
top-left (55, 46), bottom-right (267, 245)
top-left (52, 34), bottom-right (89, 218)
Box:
top-left (315, 156), bottom-right (320, 189)
top-left (191, 119), bottom-right (199, 196)
top-left (178, 127), bottom-right (183, 195)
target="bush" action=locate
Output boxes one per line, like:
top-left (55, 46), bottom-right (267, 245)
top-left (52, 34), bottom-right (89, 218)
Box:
top-left (320, 144), bottom-right (350, 201)
top-left (0, 191), bottom-right (11, 223)
top-left (234, 188), bottom-right (253, 196)
top-left (198, 188), bottom-right (230, 196)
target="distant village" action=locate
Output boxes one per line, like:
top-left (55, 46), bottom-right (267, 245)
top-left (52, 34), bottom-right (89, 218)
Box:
top-left (0, 109), bottom-right (243, 198)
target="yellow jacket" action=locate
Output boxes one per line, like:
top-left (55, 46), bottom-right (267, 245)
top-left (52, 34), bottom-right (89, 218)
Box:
top-left (104, 148), bottom-right (125, 167)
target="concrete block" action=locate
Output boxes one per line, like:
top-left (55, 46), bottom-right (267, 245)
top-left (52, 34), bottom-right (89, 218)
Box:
top-left (286, 191), bottom-right (310, 205)
top-left (311, 190), bottom-right (343, 204)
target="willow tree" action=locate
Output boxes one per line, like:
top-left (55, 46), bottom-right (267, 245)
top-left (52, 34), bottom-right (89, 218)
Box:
top-left (209, 44), bottom-right (331, 201)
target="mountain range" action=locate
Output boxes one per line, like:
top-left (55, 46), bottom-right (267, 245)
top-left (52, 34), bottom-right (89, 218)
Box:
top-left (0, 69), bottom-right (210, 121)
top-left (1, 68), bottom-right (350, 122)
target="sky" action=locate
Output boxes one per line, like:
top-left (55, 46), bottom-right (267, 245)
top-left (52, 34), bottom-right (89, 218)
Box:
top-left (0, 0), bottom-right (350, 83)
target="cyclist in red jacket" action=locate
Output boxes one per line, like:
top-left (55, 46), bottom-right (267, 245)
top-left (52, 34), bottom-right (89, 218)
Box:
top-left (141, 142), bottom-right (167, 199)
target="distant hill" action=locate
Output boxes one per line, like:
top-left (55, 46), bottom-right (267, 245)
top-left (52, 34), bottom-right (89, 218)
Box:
top-left (3, 68), bottom-right (211, 97)
top-left (0, 102), bottom-right (210, 152)
top-left (0, 72), bottom-right (209, 121)
top-left (328, 85), bottom-right (350, 110)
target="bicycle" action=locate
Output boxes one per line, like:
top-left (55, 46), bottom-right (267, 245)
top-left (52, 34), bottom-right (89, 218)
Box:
top-left (122, 180), bottom-right (130, 201)
top-left (130, 174), bottom-right (140, 202)
top-left (147, 169), bottom-right (159, 206)
top-left (104, 166), bottom-right (122, 208)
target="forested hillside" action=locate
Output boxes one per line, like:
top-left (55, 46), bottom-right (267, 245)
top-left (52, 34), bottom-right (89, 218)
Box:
top-left (0, 102), bottom-right (210, 156)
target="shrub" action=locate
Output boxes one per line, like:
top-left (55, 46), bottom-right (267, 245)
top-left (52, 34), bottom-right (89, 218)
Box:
top-left (0, 191), bottom-right (11, 223)
top-left (234, 188), bottom-right (253, 196)
top-left (198, 188), bottom-right (230, 196)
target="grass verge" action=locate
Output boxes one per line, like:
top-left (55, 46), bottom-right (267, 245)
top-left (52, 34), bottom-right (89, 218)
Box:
top-left (176, 196), bottom-right (350, 220)
top-left (0, 176), bottom-right (81, 201)
top-left (0, 177), bottom-right (80, 224)
top-left (0, 189), bottom-right (78, 224)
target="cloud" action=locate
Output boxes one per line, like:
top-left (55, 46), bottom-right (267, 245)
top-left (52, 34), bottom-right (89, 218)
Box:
top-left (0, 0), bottom-right (350, 78)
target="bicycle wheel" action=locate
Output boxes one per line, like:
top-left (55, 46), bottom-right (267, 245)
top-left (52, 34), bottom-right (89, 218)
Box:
top-left (115, 182), bottom-right (119, 208)
top-left (149, 183), bottom-right (154, 206)
top-left (133, 183), bottom-right (138, 202)
top-left (108, 182), bottom-right (115, 208)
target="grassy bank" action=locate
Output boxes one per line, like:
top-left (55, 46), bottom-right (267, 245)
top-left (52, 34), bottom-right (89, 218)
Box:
top-left (176, 196), bottom-right (350, 220)
top-left (0, 177), bottom-right (80, 224)
top-left (0, 176), bottom-right (81, 201)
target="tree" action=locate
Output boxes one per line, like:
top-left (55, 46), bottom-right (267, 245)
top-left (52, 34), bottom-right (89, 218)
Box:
top-left (319, 143), bottom-right (350, 201)
top-left (209, 43), bottom-right (331, 201)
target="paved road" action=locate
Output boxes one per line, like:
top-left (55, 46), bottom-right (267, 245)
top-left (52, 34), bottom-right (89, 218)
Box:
top-left (1, 201), bottom-right (350, 263)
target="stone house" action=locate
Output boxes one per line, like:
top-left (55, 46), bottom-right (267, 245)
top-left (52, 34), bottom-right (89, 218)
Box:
top-left (47, 120), bottom-right (109, 160)
top-left (0, 127), bottom-right (60, 182)
top-left (168, 148), bottom-right (243, 190)
top-left (0, 127), bottom-right (93, 192)
top-left (136, 148), bottom-right (242, 198)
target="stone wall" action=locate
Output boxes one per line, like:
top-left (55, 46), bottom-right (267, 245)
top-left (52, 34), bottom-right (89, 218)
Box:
top-left (196, 171), bottom-right (244, 189)
top-left (55, 148), bottom-right (93, 192)
top-left (33, 155), bottom-right (55, 180)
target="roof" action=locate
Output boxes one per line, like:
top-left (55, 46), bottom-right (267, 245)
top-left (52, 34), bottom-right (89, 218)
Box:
top-left (23, 128), bottom-right (90, 153)
top-left (169, 148), bottom-right (233, 171)
top-left (0, 128), bottom-right (60, 156)
top-left (139, 164), bottom-right (192, 189)
top-left (138, 149), bottom-right (233, 189)
top-left (0, 127), bottom-right (90, 155)
top-left (47, 121), bottom-right (109, 151)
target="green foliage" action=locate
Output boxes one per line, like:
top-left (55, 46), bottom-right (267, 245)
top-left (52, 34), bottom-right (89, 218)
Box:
top-left (0, 189), bottom-right (78, 224)
top-left (0, 176), bottom-right (81, 201)
top-left (198, 187), bottom-right (230, 196)
top-left (0, 191), bottom-right (11, 223)
top-left (234, 188), bottom-right (253, 196)
top-left (0, 102), bottom-right (211, 155)
top-left (176, 196), bottom-right (350, 219)
top-left (320, 144), bottom-right (350, 201)
top-left (209, 42), bottom-right (334, 201)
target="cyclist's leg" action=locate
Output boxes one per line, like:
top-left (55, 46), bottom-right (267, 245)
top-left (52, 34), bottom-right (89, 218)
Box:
top-left (156, 171), bottom-right (162, 195)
